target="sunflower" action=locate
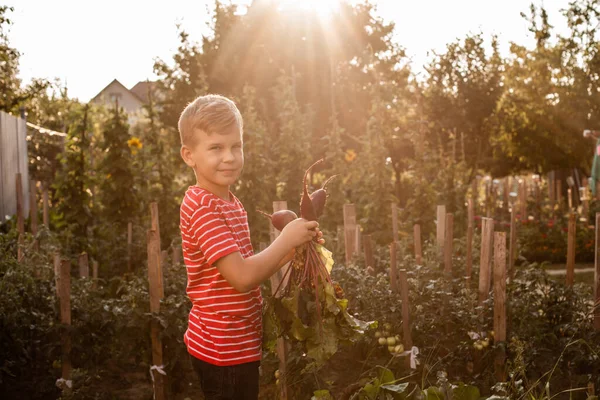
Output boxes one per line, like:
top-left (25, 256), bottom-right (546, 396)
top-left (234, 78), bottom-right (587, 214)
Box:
top-left (344, 149), bottom-right (357, 163)
top-left (127, 137), bottom-right (143, 154)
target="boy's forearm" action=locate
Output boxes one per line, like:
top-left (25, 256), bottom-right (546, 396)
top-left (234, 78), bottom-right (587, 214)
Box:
top-left (239, 236), bottom-right (292, 290)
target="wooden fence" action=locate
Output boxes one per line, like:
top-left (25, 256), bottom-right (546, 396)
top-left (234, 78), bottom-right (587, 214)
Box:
top-left (0, 110), bottom-right (29, 219)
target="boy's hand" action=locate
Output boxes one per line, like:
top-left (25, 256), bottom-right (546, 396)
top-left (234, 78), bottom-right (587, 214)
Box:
top-left (280, 218), bottom-right (319, 248)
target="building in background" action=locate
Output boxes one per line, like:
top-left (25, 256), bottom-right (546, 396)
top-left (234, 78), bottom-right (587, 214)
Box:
top-left (90, 79), bottom-right (156, 126)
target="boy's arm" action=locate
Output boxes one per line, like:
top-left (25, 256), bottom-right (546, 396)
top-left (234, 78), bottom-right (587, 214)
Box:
top-left (214, 219), bottom-right (319, 292)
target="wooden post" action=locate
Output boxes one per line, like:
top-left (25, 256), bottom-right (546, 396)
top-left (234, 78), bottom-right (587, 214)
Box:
top-left (436, 205), bottom-right (446, 259)
top-left (16, 174), bottom-right (24, 261)
top-left (548, 172), bottom-right (555, 206)
top-left (413, 224), bottom-right (422, 265)
top-left (493, 232), bottom-right (507, 382)
top-left (92, 260), bottom-right (98, 290)
top-left (150, 203), bottom-right (164, 298)
top-left (363, 235), bottom-right (374, 272)
top-left (566, 212), bottom-right (576, 287)
top-left (479, 218), bottom-right (494, 306)
top-left (42, 184), bottom-right (49, 227)
top-left (172, 244), bottom-right (181, 265)
top-left (56, 257), bottom-right (72, 388)
top-left (582, 178), bottom-right (590, 220)
top-left (355, 225), bottom-right (362, 256)
top-left (392, 203), bottom-right (399, 243)
top-left (509, 207), bottom-right (517, 281)
top-left (147, 229), bottom-right (165, 400)
top-left (595, 213), bottom-right (600, 331)
top-left (160, 250), bottom-right (168, 269)
top-left (29, 180), bottom-right (38, 241)
top-left (78, 252), bottom-right (89, 278)
top-left (444, 213), bottom-right (453, 275)
top-left (466, 198), bottom-right (474, 283)
top-left (127, 222), bottom-right (133, 272)
top-left (269, 201), bottom-right (289, 400)
top-left (399, 267), bottom-right (415, 369)
top-left (503, 178), bottom-right (510, 208)
top-left (343, 204), bottom-right (357, 265)
top-left (336, 225), bottom-right (344, 255)
top-left (390, 242), bottom-right (398, 293)
top-left (568, 188), bottom-right (573, 210)
top-left (53, 253), bottom-right (61, 297)
top-left (398, 269), bottom-right (413, 350)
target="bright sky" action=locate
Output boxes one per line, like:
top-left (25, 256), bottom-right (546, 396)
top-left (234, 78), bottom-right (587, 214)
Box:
top-left (5, 0), bottom-right (569, 102)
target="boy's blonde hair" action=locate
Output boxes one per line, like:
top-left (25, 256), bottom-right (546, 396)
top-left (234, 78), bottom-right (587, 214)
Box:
top-left (178, 94), bottom-right (243, 147)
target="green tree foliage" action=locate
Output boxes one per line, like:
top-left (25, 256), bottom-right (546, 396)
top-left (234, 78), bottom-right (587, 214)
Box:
top-left (52, 105), bottom-right (92, 256)
top-left (97, 106), bottom-right (138, 232)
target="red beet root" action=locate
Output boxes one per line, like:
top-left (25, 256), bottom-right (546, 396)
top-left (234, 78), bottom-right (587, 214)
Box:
top-left (309, 174), bottom-right (338, 218)
top-left (300, 159), bottom-right (323, 221)
top-left (257, 209), bottom-right (298, 231)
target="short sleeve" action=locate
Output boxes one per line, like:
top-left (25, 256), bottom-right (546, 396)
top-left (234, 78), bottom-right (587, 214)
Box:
top-left (185, 196), bottom-right (240, 266)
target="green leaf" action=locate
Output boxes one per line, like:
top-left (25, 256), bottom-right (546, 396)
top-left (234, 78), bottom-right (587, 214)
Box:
top-left (451, 383), bottom-right (480, 400)
top-left (424, 386), bottom-right (445, 400)
top-left (312, 389), bottom-right (334, 400)
top-left (381, 382), bottom-right (409, 394)
top-left (377, 367), bottom-right (395, 384)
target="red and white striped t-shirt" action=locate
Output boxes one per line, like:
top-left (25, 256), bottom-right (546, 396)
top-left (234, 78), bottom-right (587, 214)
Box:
top-left (179, 186), bottom-right (262, 366)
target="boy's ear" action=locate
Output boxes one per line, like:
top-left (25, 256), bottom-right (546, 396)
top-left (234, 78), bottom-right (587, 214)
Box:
top-left (181, 145), bottom-right (195, 168)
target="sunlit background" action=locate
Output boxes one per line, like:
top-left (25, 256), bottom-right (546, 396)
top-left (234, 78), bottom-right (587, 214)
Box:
top-left (6, 0), bottom-right (567, 101)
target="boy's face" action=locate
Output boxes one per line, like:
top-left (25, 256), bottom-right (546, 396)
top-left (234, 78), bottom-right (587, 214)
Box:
top-left (181, 126), bottom-right (244, 196)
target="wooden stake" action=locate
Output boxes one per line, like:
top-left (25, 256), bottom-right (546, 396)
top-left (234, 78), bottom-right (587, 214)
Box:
top-left (269, 201), bottom-right (289, 400)
top-left (566, 212), bottom-right (576, 287)
top-left (444, 213), bottom-right (453, 275)
top-left (466, 199), bottom-right (474, 283)
top-left (390, 242), bottom-right (398, 293)
top-left (92, 260), bottom-right (98, 290)
top-left (479, 218), bottom-right (494, 306)
top-left (493, 232), bottom-right (507, 382)
top-left (78, 252), bottom-right (89, 278)
top-left (147, 229), bottom-right (165, 400)
top-left (56, 258), bottom-right (72, 386)
top-left (582, 178), bottom-right (590, 220)
top-left (509, 207), bottom-right (517, 281)
top-left (355, 225), bottom-right (361, 255)
top-left (160, 250), bottom-right (168, 270)
top-left (363, 235), bottom-right (374, 272)
top-left (172, 244), bottom-right (181, 265)
top-left (127, 222), bottom-right (133, 272)
top-left (29, 180), bottom-right (38, 239)
top-left (399, 269), bottom-right (413, 350)
top-left (343, 204), bottom-right (357, 265)
top-left (436, 205), bottom-right (446, 259)
top-left (150, 203), bottom-right (164, 298)
top-left (413, 224), bottom-right (422, 265)
top-left (16, 174), bottom-right (24, 261)
top-left (595, 213), bottom-right (600, 331)
top-left (392, 203), bottom-right (399, 243)
top-left (548, 172), bottom-right (555, 206)
top-left (53, 252), bottom-right (61, 297)
top-left (42, 184), bottom-right (49, 227)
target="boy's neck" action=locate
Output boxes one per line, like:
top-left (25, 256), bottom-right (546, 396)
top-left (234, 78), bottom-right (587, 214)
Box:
top-left (196, 182), bottom-right (231, 202)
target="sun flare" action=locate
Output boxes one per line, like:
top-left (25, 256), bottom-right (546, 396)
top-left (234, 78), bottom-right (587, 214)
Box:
top-left (277, 0), bottom-right (342, 18)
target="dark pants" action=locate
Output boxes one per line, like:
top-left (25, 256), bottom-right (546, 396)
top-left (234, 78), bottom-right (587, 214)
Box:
top-left (190, 356), bottom-right (260, 400)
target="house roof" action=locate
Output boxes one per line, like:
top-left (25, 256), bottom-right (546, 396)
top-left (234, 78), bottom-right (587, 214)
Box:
top-left (130, 81), bottom-right (156, 104)
top-left (90, 78), bottom-right (156, 104)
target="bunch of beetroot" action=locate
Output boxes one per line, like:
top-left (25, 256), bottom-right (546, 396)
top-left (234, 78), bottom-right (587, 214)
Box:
top-left (258, 159), bottom-right (337, 297)
top-left (261, 159), bottom-right (373, 365)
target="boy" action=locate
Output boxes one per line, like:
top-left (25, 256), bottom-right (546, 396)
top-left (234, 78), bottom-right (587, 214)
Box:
top-left (178, 94), bottom-right (322, 399)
